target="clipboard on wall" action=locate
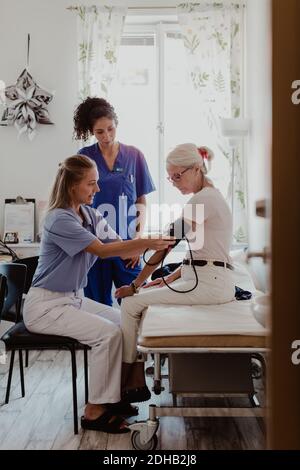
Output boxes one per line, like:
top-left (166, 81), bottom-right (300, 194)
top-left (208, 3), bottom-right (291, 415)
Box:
top-left (4, 197), bottom-right (35, 243)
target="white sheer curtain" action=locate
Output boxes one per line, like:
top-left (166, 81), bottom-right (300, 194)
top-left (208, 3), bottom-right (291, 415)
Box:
top-left (74, 4), bottom-right (127, 100)
top-left (177, 1), bottom-right (247, 243)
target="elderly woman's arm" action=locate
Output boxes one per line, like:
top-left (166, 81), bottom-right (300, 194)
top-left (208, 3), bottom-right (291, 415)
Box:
top-left (115, 248), bottom-right (180, 298)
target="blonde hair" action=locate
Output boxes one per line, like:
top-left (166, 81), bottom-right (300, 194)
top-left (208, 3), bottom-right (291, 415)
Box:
top-left (166, 143), bottom-right (214, 174)
top-left (48, 155), bottom-right (96, 211)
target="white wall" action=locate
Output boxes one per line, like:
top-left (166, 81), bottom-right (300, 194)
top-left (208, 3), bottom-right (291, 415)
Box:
top-left (0, 0), bottom-right (180, 238)
top-left (0, 0), bottom-right (80, 237)
top-left (245, 0), bottom-right (272, 292)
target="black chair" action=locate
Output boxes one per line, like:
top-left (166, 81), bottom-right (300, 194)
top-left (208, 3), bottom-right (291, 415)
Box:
top-left (13, 256), bottom-right (39, 294)
top-left (1, 257), bottom-right (39, 367)
top-left (1, 256), bottom-right (39, 321)
top-left (0, 263), bottom-right (90, 434)
top-left (0, 274), bottom-right (7, 319)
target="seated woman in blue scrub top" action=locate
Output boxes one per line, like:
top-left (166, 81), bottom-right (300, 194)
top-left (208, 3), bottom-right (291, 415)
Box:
top-left (23, 155), bottom-right (173, 433)
top-left (73, 97), bottom-right (155, 306)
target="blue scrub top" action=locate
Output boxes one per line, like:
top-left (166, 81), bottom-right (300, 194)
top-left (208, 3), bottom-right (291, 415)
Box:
top-left (32, 206), bottom-right (119, 292)
top-left (78, 143), bottom-right (155, 239)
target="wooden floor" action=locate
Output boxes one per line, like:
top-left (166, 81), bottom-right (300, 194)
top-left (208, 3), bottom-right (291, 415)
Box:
top-left (0, 347), bottom-right (266, 450)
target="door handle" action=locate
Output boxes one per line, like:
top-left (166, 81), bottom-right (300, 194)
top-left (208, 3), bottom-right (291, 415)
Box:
top-left (247, 247), bottom-right (270, 264)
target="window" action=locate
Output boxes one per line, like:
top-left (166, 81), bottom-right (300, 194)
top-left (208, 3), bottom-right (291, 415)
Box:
top-left (110, 17), bottom-right (238, 232)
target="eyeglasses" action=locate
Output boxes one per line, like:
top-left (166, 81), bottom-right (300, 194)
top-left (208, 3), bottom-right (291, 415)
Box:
top-left (167, 167), bottom-right (193, 183)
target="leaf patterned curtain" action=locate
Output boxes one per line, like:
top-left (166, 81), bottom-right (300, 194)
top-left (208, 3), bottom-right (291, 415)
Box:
top-left (177, 1), bottom-right (247, 243)
top-left (74, 4), bottom-right (127, 100)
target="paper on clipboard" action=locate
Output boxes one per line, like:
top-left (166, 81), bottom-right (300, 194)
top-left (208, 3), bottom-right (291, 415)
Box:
top-left (4, 198), bottom-right (35, 243)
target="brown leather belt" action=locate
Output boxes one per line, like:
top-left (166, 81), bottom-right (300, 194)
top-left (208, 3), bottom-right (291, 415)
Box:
top-left (183, 259), bottom-right (234, 271)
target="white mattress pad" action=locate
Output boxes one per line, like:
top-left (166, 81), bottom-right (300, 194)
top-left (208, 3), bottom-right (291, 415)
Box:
top-left (141, 294), bottom-right (268, 338)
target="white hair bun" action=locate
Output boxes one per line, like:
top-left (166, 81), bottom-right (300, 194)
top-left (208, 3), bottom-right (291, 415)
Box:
top-left (198, 146), bottom-right (214, 162)
top-left (166, 143), bottom-right (214, 173)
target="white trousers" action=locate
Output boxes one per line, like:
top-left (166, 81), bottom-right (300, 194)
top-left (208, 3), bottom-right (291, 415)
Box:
top-left (121, 264), bottom-right (235, 363)
top-left (23, 287), bottom-right (122, 404)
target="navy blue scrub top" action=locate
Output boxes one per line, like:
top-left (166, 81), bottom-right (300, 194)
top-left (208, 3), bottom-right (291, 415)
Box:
top-left (78, 143), bottom-right (155, 239)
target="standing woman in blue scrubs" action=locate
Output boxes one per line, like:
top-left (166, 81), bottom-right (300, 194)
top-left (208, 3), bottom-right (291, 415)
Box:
top-left (73, 97), bottom-right (155, 305)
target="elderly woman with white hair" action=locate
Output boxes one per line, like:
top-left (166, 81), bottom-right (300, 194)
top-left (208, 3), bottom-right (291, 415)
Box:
top-left (115, 143), bottom-right (236, 403)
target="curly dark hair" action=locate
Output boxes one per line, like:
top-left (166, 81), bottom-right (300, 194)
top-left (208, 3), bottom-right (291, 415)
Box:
top-left (73, 97), bottom-right (119, 141)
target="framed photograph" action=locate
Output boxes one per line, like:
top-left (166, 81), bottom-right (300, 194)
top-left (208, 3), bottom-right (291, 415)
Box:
top-left (4, 231), bottom-right (19, 244)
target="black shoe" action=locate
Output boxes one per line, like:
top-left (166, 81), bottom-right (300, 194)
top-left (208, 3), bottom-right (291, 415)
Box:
top-left (122, 386), bottom-right (151, 404)
top-left (105, 401), bottom-right (139, 417)
top-left (81, 410), bottom-right (130, 434)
